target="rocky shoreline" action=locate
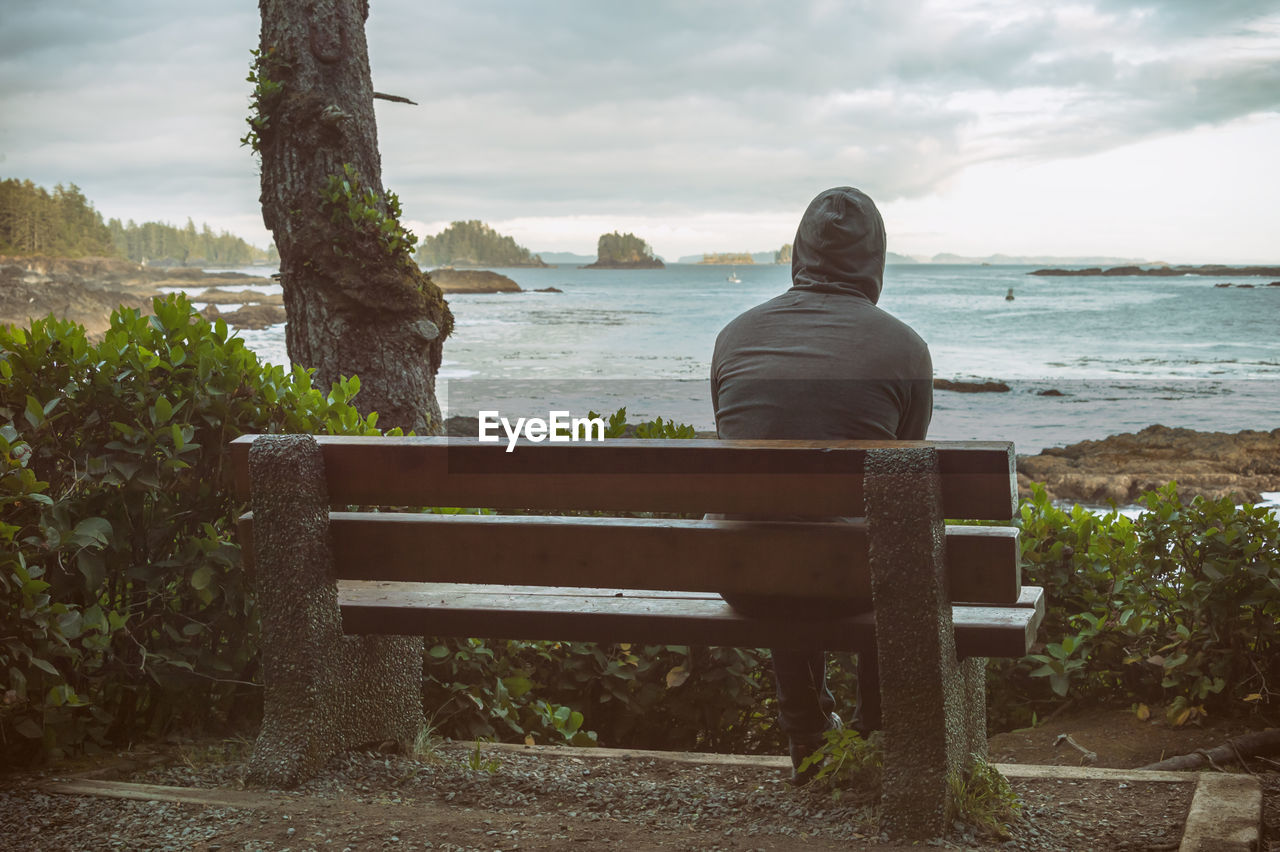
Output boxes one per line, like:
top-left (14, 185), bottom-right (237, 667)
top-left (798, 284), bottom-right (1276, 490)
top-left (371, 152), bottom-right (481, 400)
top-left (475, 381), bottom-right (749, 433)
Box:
top-left (1016, 424), bottom-right (1280, 505)
top-left (0, 255), bottom-right (282, 335)
top-left (1030, 264), bottom-right (1280, 278)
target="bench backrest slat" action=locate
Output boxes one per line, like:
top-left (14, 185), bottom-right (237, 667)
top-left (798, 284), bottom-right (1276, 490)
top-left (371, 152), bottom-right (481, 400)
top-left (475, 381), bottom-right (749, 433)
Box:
top-left (230, 436), bottom-right (1017, 520)
top-left (237, 513), bottom-right (1021, 605)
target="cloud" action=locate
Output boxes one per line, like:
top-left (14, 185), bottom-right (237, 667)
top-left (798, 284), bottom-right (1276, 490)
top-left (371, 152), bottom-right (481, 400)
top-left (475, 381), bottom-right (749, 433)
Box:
top-left (0, 1), bottom-right (1276, 256)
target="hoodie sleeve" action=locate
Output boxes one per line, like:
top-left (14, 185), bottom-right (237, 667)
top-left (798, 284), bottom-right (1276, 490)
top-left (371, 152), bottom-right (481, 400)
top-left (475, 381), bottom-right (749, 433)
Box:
top-left (897, 346), bottom-right (934, 440)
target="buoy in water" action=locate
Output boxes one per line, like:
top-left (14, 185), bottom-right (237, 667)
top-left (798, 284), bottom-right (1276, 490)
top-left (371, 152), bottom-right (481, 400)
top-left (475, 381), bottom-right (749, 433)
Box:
top-left (1005, 288), bottom-right (1015, 301)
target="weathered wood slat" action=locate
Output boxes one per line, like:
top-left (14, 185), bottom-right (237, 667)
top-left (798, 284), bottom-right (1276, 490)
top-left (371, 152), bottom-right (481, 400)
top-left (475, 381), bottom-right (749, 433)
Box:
top-left (230, 435), bottom-right (1017, 520)
top-left (238, 513), bottom-right (1020, 605)
top-left (337, 581), bottom-right (1044, 658)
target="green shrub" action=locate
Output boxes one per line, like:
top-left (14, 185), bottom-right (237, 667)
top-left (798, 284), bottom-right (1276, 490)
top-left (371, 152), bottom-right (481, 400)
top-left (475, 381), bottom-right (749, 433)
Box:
top-left (0, 295), bottom-right (386, 763)
top-left (990, 482), bottom-right (1280, 727)
top-left (797, 728), bottom-right (883, 793)
top-left (423, 637), bottom-right (779, 751)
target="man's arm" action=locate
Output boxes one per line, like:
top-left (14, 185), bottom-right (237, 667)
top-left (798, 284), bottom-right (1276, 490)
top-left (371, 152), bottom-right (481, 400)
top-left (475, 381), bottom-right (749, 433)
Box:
top-left (898, 344), bottom-right (934, 440)
top-left (898, 379), bottom-right (933, 440)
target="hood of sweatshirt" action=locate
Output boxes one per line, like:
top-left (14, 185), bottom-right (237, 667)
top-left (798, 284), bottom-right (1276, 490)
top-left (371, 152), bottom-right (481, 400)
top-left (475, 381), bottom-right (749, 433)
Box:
top-left (790, 186), bottom-right (885, 303)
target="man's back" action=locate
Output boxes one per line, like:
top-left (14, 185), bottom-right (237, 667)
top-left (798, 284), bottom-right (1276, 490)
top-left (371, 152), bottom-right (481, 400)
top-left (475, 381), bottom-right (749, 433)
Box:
top-left (711, 187), bottom-right (932, 441)
top-left (708, 186), bottom-right (933, 769)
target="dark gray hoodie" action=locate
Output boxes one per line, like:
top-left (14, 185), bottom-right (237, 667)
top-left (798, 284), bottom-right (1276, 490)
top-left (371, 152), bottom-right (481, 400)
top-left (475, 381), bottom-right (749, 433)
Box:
top-left (710, 187), bottom-right (932, 440)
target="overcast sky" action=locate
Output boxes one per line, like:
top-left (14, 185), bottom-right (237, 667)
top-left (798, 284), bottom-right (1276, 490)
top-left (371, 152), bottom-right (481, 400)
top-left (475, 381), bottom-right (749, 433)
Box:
top-left (2, 1), bottom-right (1278, 262)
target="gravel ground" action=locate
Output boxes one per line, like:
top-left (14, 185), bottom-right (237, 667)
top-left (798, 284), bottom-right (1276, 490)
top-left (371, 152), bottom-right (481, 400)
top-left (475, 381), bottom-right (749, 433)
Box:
top-left (0, 740), bottom-right (1206, 851)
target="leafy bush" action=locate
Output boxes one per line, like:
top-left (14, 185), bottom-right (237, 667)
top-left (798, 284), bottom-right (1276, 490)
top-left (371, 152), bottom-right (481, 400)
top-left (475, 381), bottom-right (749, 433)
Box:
top-left (990, 482), bottom-right (1280, 727)
top-left (0, 295), bottom-right (386, 763)
top-left (797, 728), bottom-right (884, 793)
top-left (423, 638), bottom-right (779, 751)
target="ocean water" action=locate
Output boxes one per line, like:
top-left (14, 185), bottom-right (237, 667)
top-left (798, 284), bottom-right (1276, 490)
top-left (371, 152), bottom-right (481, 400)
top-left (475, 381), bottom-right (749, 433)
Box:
top-left (189, 263), bottom-right (1279, 454)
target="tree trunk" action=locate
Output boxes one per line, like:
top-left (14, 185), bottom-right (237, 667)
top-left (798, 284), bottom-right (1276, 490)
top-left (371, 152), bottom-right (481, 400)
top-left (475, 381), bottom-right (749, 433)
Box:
top-left (255, 0), bottom-right (451, 434)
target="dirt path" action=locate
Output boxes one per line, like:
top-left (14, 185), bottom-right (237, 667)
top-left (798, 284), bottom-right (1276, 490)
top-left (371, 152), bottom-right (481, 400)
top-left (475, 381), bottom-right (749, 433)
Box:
top-left (2, 706), bottom-right (1275, 851)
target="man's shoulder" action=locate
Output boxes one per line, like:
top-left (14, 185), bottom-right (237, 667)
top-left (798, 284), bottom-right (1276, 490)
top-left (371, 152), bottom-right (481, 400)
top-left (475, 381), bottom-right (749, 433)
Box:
top-left (714, 291), bottom-right (796, 341)
top-left (871, 304), bottom-right (929, 349)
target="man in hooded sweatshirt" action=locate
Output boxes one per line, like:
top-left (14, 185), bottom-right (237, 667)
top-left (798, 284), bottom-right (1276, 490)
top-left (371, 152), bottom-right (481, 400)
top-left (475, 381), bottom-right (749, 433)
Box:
top-left (710, 186), bottom-right (933, 781)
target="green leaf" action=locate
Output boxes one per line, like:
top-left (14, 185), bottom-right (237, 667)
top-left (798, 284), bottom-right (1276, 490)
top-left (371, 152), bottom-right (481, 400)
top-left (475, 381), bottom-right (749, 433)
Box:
top-left (23, 394), bottom-right (45, 429)
top-left (82, 604), bottom-right (108, 633)
top-left (501, 675), bottom-right (533, 698)
top-left (428, 644), bottom-right (451, 659)
top-left (15, 718), bottom-right (43, 739)
top-left (190, 565), bottom-right (213, 591)
top-left (70, 516), bottom-right (112, 549)
top-left (153, 396), bottom-right (173, 425)
top-left (30, 657), bottom-right (60, 677)
top-left (56, 610), bottom-right (84, 640)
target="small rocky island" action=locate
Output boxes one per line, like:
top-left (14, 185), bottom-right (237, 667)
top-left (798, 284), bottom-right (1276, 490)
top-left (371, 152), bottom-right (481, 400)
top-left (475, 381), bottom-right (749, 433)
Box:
top-left (1030, 264), bottom-right (1280, 277)
top-left (427, 268), bottom-right (522, 293)
top-left (415, 220), bottom-right (548, 268)
top-left (583, 231), bottom-right (664, 269)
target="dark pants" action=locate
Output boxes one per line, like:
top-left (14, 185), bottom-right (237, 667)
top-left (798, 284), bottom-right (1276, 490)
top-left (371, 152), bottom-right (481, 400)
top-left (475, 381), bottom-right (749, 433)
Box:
top-left (770, 647), bottom-right (881, 740)
top-left (721, 592), bottom-right (882, 741)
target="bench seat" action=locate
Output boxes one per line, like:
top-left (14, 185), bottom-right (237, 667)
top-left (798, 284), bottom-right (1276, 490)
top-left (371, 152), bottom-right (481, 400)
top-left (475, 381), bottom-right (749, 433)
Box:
top-left (338, 581), bottom-right (1045, 658)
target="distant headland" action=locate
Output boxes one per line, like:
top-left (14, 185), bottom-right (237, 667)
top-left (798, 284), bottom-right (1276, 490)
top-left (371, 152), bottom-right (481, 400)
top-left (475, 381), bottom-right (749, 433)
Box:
top-left (1031, 264), bottom-right (1280, 277)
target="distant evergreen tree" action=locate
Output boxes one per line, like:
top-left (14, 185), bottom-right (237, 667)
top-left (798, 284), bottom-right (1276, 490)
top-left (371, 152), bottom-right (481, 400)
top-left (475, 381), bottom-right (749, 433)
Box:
top-left (0, 177), bottom-right (275, 264)
top-left (775, 243), bottom-right (792, 264)
top-left (0, 179), bottom-right (115, 256)
top-left (415, 220), bottom-right (546, 267)
top-left (105, 217), bottom-right (274, 265)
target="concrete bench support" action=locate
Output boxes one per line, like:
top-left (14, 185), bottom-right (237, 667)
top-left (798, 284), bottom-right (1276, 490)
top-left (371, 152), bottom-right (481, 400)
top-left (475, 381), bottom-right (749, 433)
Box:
top-left (866, 446), bottom-right (987, 838)
top-left (244, 434), bottom-right (423, 787)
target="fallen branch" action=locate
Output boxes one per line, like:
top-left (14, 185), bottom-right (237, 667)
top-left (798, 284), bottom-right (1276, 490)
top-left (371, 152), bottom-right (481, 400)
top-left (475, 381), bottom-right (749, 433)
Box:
top-left (1054, 733), bottom-right (1097, 765)
top-left (1138, 729), bottom-right (1280, 771)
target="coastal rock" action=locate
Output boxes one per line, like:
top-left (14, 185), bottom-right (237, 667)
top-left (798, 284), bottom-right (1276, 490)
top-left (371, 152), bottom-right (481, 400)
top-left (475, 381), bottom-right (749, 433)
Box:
top-left (208, 302), bottom-right (287, 330)
top-left (933, 378), bottom-right (1010, 393)
top-left (197, 287), bottom-right (284, 305)
top-left (534, 286), bottom-right (563, 293)
top-left (0, 256), bottom-right (158, 338)
top-left (1016, 425), bottom-right (1280, 504)
top-left (428, 268), bottom-right (522, 293)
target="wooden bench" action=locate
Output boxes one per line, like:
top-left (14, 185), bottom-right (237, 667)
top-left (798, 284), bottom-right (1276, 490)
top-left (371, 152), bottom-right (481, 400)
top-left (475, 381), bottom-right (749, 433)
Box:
top-left (231, 433), bottom-right (1043, 839)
